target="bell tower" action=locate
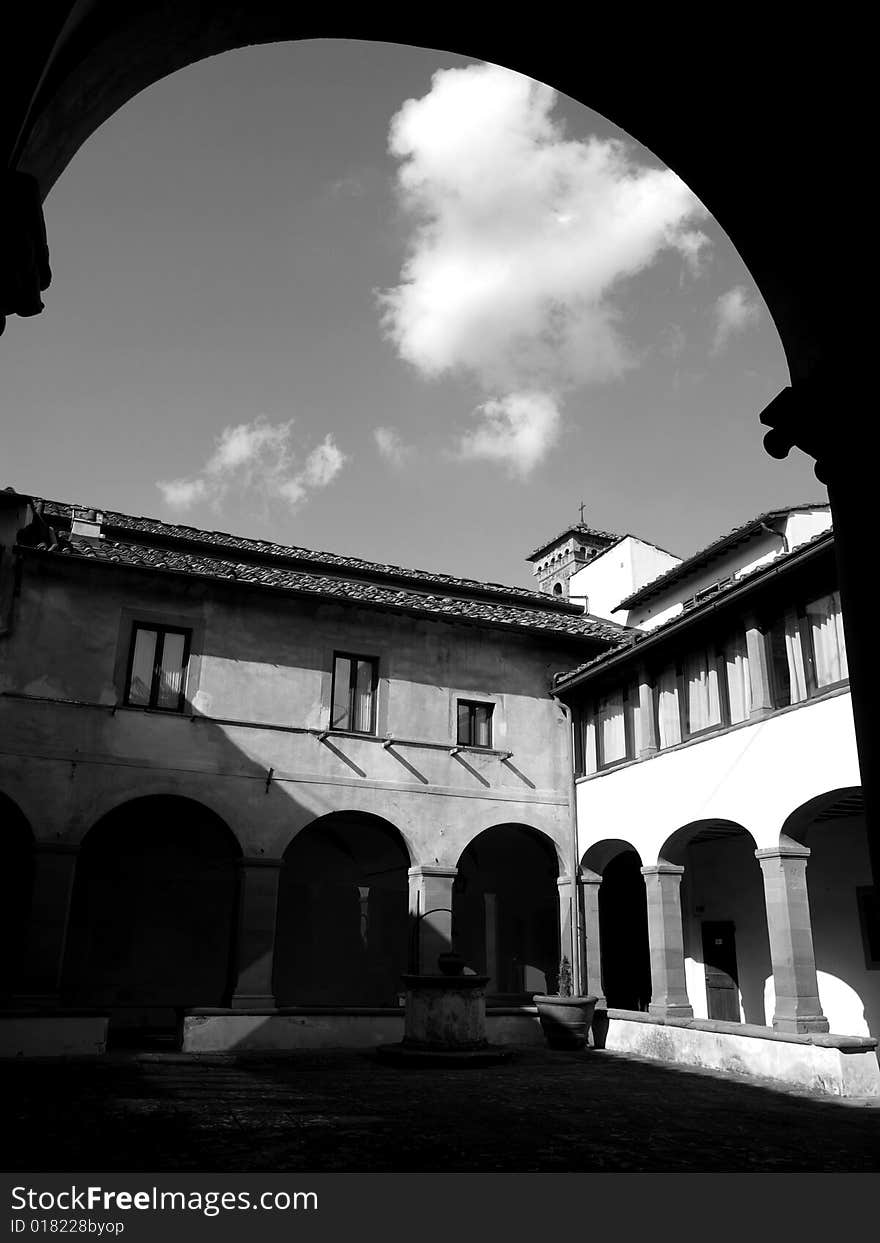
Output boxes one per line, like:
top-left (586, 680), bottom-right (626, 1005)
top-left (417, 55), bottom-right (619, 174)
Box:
top-left (526, 508), bottom-right (618, 599)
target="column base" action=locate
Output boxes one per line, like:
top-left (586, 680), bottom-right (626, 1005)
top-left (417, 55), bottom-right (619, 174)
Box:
top-left (773, 1014), bottom-right (830, 1034)
top-left (648, 1002), bottom-right (694, 1019)
top-left (229, 994), bottom-right (277, 1010)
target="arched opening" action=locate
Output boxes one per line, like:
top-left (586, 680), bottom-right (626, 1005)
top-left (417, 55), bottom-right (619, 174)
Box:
top-left (587, 843), bottom-right (650, 1012)
top-left (274, 812), bottom-right (410, 1006)
top-left (63, 795), bottom-right (240, 1043)
top-left (779, 788), bottom-right (877, 1037)
top-left (453, 823), bottom-right (559, 999)
top-left (659, 820), bottom-right (766, 1024)
top-left (0, 793), bottom-right (34, 1005)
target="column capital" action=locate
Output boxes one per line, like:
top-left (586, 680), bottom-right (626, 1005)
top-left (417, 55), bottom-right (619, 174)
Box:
top-left (408, 864), bottom-right (458, 879)
top-left (579, 868), bottom-right (603, 886)
top-left (755, 845), bottom-right (811, 861)
top-left (33, 841), bottom-right (80, 855)
top-left (640, 863), bottom-right (684, 877)
top-left (236, 856), bottom-right (285, 869)
top-left (557, 874), bottom-right (572, 889)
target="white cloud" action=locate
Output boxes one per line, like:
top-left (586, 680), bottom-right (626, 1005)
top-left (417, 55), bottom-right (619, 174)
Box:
top-left (373, 426), bottom-right (415, 468)
top-left (157, 418), bottom-right (347, 512)
top-left (379, 63), bottom-right (709, 473)
top-left (712, 285), bottom-right (761, 353)
top-left (457, 391), bottom-right (561, 476)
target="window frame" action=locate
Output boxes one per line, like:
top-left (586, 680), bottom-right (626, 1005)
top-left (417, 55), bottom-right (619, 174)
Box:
top-left (595, 682), bottom-right (636, 770)
top-left (330, 651), bottom-right (379, 735)
top-left (677, 645), bottom-right (730, 740)
top-left (456, 698), bottom-right (495, 749)
top-left (799, 592), bottom-right (849, 699)
top-left (123, 622), bottom-right (192, 713)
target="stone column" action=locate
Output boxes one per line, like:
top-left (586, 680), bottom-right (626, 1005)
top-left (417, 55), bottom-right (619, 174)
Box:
top-left (557, 874), bottom-right (574, 987)
top-left (15, 842), bottom-right (79, 1007)
top-left (641, 863), bottom-right (693, 1018)
top-left (228, 857), bottom-right (284, 1009)
top-left (745, 614), bottom-right (774, 718)
top-left (580, 870), bottom-right (606, 1007)
top-left (756, 844), bottom-right (829, 1033)
top-left (408, 865), bottom-right (457, 974)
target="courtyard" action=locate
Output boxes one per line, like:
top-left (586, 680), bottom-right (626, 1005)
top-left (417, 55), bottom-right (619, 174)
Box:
top-left (3, 1045), bottom-right (879, 1174)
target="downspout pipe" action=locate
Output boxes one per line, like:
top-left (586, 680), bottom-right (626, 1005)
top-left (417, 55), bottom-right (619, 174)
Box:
top-left (553, 695), bottom-right (585, 996)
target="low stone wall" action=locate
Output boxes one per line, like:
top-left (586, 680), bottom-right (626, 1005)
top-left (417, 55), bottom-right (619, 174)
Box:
top-left (597, 1009), bottom-right (880, 1097)
top-left (0, 1014), bottom-right (108, 1057)
top-left (182, 1006), bottom-right (545, 1053)
top-left (183, 1009), bottom-right (403, 1052)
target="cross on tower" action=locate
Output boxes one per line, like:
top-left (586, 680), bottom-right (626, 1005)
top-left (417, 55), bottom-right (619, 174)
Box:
top-left (578, 501), bottom-right (586, 524)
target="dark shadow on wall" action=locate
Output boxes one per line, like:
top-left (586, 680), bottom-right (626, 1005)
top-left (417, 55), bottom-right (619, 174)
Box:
top-left (0, 792), bottom-right (34, 1006)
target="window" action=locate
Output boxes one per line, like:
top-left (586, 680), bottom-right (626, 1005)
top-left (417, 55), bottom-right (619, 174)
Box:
top-left (457, 700), bottom-right (494, 748)
top-left (331, 653), bottom-right (378, 733)
top-left (596, 684), bottom-right (636, 768)
top-left (802, 591), bottom-right (848, 692)
top-left (723, 631), bottom-right (751, 724)
top-left (124, 624), bottom-right (190, 711)
top-left (766, 617), bottom-right (792, 708)
top-left (680, 647), bottom-right (725, 737)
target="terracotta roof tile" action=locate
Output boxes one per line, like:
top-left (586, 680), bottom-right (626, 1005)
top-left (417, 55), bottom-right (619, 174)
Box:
top-left (554, 526), bottom-right (835, 688)
top-left (35, 534), bottom-right (634, 643)
top-left (614, 503), bottom-right (829, 610)
top-left (37, 499), bottom-right (588, 614)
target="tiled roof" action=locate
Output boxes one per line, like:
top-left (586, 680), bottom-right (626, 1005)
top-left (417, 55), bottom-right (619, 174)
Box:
top-left (615, 503), bottom-right (830, 610)
top-left (23, 534), bottom-right (634, 644)
top-left (526, 523), bottom-right (620, 562)
top-left (554, 525), bottom-right (835, 689)
top-left (36, 499), bottom-right (585, 614)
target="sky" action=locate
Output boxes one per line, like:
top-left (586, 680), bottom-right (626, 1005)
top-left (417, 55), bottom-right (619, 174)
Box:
top-left (0, 39), bottom-right (822, 590)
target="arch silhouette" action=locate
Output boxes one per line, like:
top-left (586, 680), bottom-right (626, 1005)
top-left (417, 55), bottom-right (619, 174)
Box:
top-left (780, 787), bottom-right (863, 848)
top-left (581, 837), bottom-right (641, 875)
top-left (6, 17), bottom-right (832, 386)
top-left (657, 819), bottom-right (757, 867)
top-left (454, 822), bottom-right (559, 996)
top-left (274, 810), bottom-right (411, 1006)
top-left (63, 794), bottom-right (241, 1033)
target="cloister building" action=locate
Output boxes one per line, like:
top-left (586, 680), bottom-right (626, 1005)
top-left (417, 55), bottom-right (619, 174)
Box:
top-left (0, 487), bottom-right (626, 1050)
top-left (553, 504), bottom-right (879, 1088)
top-left (2, 487), bottom-right (877, 1092)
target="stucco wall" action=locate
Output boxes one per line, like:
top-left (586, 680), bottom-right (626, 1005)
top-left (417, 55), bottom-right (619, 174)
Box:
top-left (576, 691), bottom-right (859, 856)
top-left (627, 529), bottom-right (786, 631)
top-left (568, 537), bottom-right (679, 623)
top-left (0, 555), bottom-right (585, 867)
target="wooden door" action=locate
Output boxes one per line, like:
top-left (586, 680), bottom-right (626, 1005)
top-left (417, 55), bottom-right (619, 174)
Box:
top-left (701, 920), bottom-right (740, 1022)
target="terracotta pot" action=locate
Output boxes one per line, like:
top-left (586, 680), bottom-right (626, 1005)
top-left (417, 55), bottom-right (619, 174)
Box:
top-left (533, 995), bottom-right (597, 1050)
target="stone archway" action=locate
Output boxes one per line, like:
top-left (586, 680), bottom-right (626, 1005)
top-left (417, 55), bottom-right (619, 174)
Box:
top-left (779, 788), bottom-right (877, 1038)
top-left (583, 841), bottom-right (650, 1013)
top-left (453, 823), bottom-right (559, 999)
top-left (0, 792), bottom-right (34, 1005)
top-left (274, 811), bottom-right (411, 1006)
top-left (659, 820), bottom-right (766, 1024)
top-left (63, 795), bottom-right (241, 1039)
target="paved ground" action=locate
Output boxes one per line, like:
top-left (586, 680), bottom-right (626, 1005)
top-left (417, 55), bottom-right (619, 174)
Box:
top-left (3, 1045), bottom-right (880, 1173)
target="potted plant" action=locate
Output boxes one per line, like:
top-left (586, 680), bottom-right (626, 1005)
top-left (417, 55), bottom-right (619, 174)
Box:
top-left (533, 956), bottom-right (597, 1050)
